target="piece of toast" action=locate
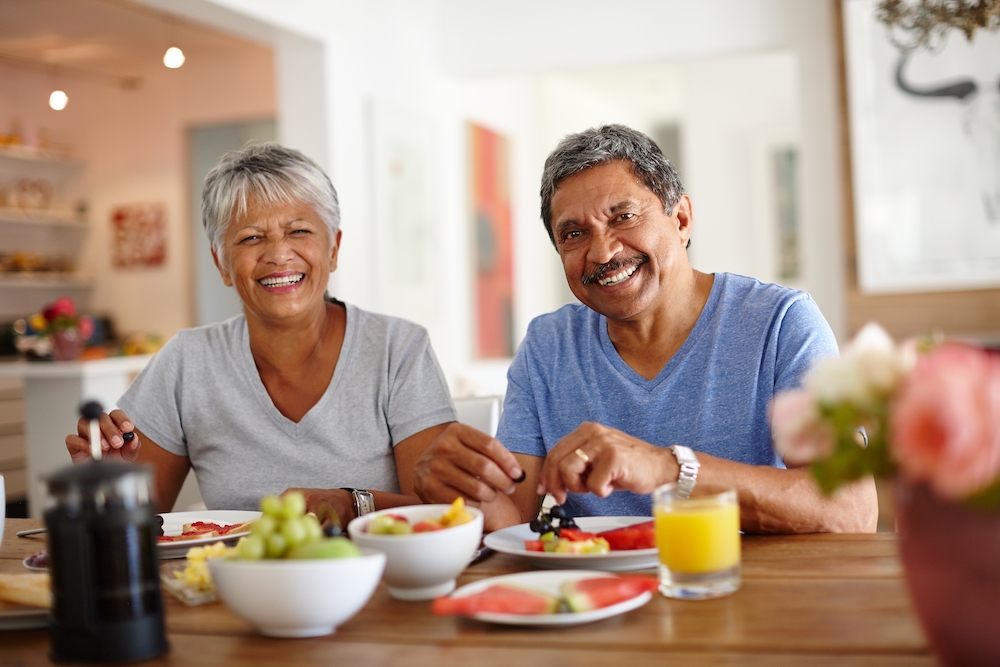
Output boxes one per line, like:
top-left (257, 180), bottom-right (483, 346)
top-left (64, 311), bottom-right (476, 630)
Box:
top-left (0, 573), bottom-right (51, 608)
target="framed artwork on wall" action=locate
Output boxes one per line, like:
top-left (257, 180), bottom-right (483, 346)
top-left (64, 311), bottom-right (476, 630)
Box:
top-left (110, 202), bottom-right (166, 269)
top-left (843, 0), bottom-right (1000, 295)
top-left (468, 122), bottom-right (514, 359)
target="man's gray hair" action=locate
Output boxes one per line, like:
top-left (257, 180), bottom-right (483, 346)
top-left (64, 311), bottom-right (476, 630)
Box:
top-left (539, 124), bottom-right (684, 245)
top-left (201, 143), bottom-right (340, 253)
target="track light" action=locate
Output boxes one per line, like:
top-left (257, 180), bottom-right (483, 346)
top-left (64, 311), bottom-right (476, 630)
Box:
top-left (163, 46), bottom-right (185, 69)
top-left (49, 90), bottom-right (68, 111)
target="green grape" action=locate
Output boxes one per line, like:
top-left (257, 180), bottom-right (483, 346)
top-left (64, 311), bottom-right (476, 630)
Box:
top-left (251, 514), bottom-right (277, 538)
top-left (281, 517), bottom-right (308, 548)
top-left (368, 515), bottom-right (397, 535)
top-left (260, 495), bottom-right (283, 518)
top-left (238, 534), bottom-right (266, 560)
top-left (281, 492), bottom-right (306, 519)
top-left (266, 532), bottom-right (288, 558)
top-left (303, 514), bottom-right (323, 543)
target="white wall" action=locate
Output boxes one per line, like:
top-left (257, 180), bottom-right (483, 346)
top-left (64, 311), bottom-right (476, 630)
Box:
top-left (141, 0), bottom-right (848, 397)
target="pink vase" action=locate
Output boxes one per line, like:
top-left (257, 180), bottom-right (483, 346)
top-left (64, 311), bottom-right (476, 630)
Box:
top-left (895, 480), bottom-right (1000, 666)
top-left (50, 329), bottom-right (81, 361)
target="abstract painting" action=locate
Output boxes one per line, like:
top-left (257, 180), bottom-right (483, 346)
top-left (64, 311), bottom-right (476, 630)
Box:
top-left (111, 202), bottom-right (166, 269)
top-left (844, 0), bottom-right (1000, 293)
top-left (469, 123), bottom-right (514, 358)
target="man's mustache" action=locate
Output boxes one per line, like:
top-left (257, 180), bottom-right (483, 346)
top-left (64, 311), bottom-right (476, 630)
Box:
top-left (581, 254), bottom-right (649, 285)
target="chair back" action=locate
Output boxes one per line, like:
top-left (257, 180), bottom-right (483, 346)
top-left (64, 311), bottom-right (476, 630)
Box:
top-left (452, 395), bottom-right (503, 437)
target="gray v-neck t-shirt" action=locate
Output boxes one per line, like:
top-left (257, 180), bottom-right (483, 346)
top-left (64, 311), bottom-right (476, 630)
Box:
top-left (117, 302), bottom-right (456, 510)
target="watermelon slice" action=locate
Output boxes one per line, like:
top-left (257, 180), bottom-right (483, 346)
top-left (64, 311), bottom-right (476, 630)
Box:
top-left (560, 575), bottom-right (658, 612)
top-left (596, 521), bottom-right (656, 550)
top-left (432, 584), bottom-right (561, 616)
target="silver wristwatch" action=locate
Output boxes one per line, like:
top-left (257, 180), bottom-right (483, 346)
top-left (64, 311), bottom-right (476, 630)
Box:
top-left (341, 488), bottom-right (376, 518)
top-left (670, 445), bottom-right (700, 499)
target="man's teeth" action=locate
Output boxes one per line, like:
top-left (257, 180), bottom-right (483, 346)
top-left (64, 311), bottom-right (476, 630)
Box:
top-left (259, 274), bottom-right (304, 287)
top-left (598, 265), bottom-right (637, 286)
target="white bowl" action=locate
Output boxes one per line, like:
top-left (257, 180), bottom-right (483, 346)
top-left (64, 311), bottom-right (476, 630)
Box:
top-left (348, 504), bottom-right (484, 600)
top-left (208, 549), bottom-right (385, 638)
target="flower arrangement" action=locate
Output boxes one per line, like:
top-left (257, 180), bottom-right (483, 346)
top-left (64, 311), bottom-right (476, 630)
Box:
top-left (770, 323), bottom-right (1000, 509)
top-left (16, 296), bottom-right (94, 360)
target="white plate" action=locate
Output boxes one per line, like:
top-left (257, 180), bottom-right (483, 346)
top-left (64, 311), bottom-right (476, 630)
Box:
top-left (158, 510), bottom-right (260, 559)
top-left (483, 516), bottom-right (658, 571)
top-left (22, 553), bottom-right (47, 572)
top-left (0, 605), bottom-right (48, 630)
top-left (448, 570), bottom-right (653, 626)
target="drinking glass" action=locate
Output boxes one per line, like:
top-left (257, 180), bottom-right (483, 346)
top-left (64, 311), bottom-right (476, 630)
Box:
top-left (653, 483), bottom-right (741, 599)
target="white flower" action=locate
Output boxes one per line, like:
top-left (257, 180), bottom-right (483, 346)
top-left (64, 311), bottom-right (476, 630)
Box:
top-left (807, 323), bottom-right (911, 409)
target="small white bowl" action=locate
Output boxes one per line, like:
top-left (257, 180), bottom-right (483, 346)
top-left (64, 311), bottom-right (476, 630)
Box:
top-left (208, 549), bottom-right (385, 637)
top-left (348, 504), bottom-right (484, 601)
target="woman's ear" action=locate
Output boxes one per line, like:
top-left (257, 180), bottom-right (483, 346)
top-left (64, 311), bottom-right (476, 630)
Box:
top-left (328, 229), bottom-right (342, 273)
top-left (212, 249), bottom-right (234, 287)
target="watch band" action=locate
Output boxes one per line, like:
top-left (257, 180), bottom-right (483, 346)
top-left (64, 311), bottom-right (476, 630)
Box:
top-left (340, 488), bottom-right (376, 518)
top-left (670, 445), bottom-right (700, 499)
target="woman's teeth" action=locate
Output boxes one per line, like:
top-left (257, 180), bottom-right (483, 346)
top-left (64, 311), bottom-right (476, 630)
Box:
top-left (259, 274), bottom-right (304, 287)
top-left (598, 265), bottom-right (637, 286)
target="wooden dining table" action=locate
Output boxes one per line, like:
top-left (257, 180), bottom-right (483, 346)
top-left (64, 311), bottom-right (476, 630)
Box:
top-left (0, 518), bottom-right (935, 666)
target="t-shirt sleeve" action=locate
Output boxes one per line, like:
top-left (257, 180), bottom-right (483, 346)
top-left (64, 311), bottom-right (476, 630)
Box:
top-left (495, 342), bottom-right (547, 458)
top-left (115, 336), bottom-right (189, 457)
top-left (773, 296), bottom-right (839, 393)
top-left (385, 326), bottom-right (456, 445)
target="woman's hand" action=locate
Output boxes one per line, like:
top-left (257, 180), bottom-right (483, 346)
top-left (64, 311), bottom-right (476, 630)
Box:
top-left (282, 488), bottom-right (355, 529)
top-left (539, 422), bottom-right (676, 504)
top-left (65, 408), bottom-right (140, 464)
top-left (412, 423), bottom-right (524, 504)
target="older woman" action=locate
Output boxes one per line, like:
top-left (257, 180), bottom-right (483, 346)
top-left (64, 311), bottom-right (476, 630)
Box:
top-left (65, 144), bottom-right (456, 526)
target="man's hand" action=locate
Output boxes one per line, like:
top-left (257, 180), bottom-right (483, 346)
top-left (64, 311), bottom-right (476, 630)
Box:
top-left (413, 423), bottom-right (525, 505)
top-left (539, 422), bottom-right (678, 504)
top-left (65, 408), bottom-right (140, 464)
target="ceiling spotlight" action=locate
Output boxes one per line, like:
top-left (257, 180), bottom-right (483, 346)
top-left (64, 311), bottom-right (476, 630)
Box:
top-left (49, 90), bottom-right (68, 111)
top-left (163, 46), bottom-right (185, 69)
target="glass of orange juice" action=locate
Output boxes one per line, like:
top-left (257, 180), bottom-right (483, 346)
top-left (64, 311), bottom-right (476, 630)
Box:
top-left (652, 483), bottom-right (741, 599)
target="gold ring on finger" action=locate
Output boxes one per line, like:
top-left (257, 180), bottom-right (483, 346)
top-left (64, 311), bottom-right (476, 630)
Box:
top-left (574, 448), bottom-right (591, 465)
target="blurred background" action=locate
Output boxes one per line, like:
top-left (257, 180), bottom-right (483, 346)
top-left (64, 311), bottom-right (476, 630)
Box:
top-left (0, 0), bottom-right (997, 517)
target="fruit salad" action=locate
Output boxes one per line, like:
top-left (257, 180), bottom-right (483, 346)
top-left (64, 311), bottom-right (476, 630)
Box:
top-left (523, 505), bottom-right (655, 553)
top-left (366, 497), bottom-right (474, 535)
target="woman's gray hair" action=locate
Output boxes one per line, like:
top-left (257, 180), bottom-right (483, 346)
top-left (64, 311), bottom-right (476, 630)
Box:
top-left (539, 124), bottom-right (684, 245)
top-left (201, 143), bottom-right (340, 253)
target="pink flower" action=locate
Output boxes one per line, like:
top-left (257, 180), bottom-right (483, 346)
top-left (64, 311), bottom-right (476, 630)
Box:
top-left (43, 296), bottom-right (77, 322)
top-left (891, 344), bottom-right (1000, 500)
top-left (78, 315), bottom-right (94, 341)
top-left (770, 389), bottom-right (836, 466)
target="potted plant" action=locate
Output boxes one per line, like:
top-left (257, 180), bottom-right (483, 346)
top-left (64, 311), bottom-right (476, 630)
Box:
top-left (770, 323), bottom-right (1000, 667)
top-left (17, 296), bottom-right (94, 361)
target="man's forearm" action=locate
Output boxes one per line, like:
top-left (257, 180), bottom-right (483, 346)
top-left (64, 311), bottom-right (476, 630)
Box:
top-left (698, 454), bottom-right (878, 533)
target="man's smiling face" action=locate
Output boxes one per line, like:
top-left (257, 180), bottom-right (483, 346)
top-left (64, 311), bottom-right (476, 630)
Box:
top-left (550, 160), bottom-right (692, 323)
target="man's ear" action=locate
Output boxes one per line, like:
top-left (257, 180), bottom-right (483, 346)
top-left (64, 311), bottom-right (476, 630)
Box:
top-left (328, 229), bottom-right (342, 273)
top-left (673, 194), bottom-right (693, 247)
top-left (212, 249), bottom-right (233, 287)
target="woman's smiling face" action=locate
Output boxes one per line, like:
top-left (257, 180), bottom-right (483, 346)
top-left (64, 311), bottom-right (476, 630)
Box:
top-left (213, 198), bottom-right (340, 324)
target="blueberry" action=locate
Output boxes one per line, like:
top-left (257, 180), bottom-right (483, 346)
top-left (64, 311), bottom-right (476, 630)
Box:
top-left (549, 505), bottom-right (567, 519)
top-left (323, 523), bottom-right (342, 538)
top-left (560, 517), bottom-right (578, 529)
top-left (529, 518), bottom-right (548, 534)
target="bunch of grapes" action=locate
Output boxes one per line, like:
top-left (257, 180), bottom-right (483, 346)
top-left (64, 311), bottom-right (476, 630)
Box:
top-left (237, 492), bottom-right (324, 559)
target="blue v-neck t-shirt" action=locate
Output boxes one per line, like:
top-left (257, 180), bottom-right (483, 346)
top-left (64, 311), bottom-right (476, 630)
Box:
top-left (496, 272), bottom-right (838, 518)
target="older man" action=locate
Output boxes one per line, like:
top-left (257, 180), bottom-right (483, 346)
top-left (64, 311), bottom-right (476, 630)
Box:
top-left (415, 124), bottom-right (877, 533)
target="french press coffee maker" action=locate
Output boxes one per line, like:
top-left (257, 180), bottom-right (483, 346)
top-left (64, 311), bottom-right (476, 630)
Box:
top-left (44, 401), bottom-right (168, 663)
